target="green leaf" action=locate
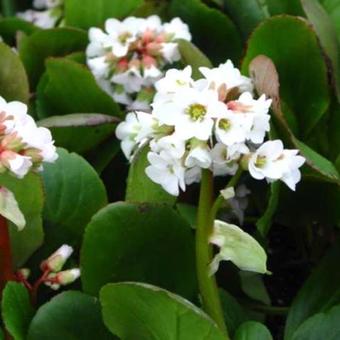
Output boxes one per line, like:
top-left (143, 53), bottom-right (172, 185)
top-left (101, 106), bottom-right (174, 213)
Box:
top-left (248, 54), bottom-right (340, 185)
top-left (0, 18), bottom-right (38, 45)
top-left (301, 0), bottom-right (340, 103)
top-left (176, 39), bottom-right (212, 79)
top-left (240, 272), bottom-right (271, 306)
top-left (234, 321), bottom-right (273, 340)
top-left (100, 282), bottom-right (225, 340)
top-left (38, 114), bottom-right (118, 154)
top-left (242, 15), bottom-right (330, 137)
top-left (210, 220), bottom-right (268, 275)
top-left (291, 305), bottom-right (340, 340)
top-left (1, 282), bottom-right (34, 340)
top-left (37, 58), bottom-right (121, 118)
top-left (256, 182), bottom-right (280, 236)
top-left (0, 328), bottom-right (3, 340)
top-left (319, 0), bottom-right (340, 44)
top-left (19, 27), bottom-right (88, 88)
top-left (0, 42), bottom-right (29, 104)
top-left (0, 173), bottom-right (44, 267)
top-left (125, 146), bottom-right (176, 205)
top-left (220, 289), bottom-right (250, 337)
top-left (81, 202), bottom-right (197, 299)
top-left (64, 0), bottom-right (143, 29)
top-left (170, 0), bottom-right (242, 64)
top-left (266, 0), bottom-right (304, 16)
top-left (222, 0), bottom-right (268, 39)
top-left (40, 148), bottom-right (107, 252)
top-left (285, 240), bottom-right (340, 339)
top-left (176, 203), bottom-right (197, 229)
top-left (27, 291), bottom-right (113, 340)
top-left (0, 187), bottom-right (25, 230)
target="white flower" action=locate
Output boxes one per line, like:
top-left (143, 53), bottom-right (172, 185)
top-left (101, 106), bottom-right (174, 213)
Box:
top-left (87, 56), bottom-right (110, 79)
top-left (212, 142), bottom-right (249, 176)
top-left (145, 150), bottom-right (185, 196)
top-left (199, 60), bottom-right (253, 96)
top-left (18, 9), bottom-right (59, 29)
top-left (3, 152), bottom-right (32, 179)
top-left (185, 166), bottom-right (201, 185)
top-left (115, 111), bottom-right (155, 159)
top-left (150, 135), bottom-right (185, 159)
top-left (112, 67), bottom-right (144, 93)
top-left (160, 42), bottom-right (180, 63)
top-left (41, 244), bottom-right (74, 272)
top-left (227, 92), bottom-right (271, 144)
top-left (105, 18), bottom-right (138, 57)
top-left (153, 87), bottom-right (226, 141)
top-left (248, 140), bottom-right (305, 190)
top-left (154, 66), bottom-right (193, 97)
top-left (185, 144), bottom-right (212, 169)
top-left (163, 18), bottom-right (192, 41)
top-left (86, 28), bottom-right (112, 58)
top-left (139, 15), bottom-right (162, 33)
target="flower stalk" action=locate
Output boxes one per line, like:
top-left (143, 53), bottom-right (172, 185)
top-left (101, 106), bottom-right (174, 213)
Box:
top-left (0, 215), bottom-right (14, 293)
top-left (196, 169), bottom-right (229, 337)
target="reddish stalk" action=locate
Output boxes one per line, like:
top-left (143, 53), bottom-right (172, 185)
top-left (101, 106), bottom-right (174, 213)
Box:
top-left (0, 215), bottom-right (14, 293)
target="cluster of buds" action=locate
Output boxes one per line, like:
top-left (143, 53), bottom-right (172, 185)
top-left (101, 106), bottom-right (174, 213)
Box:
top-left (116, 61), bottom-right (305, 196)
top-left (18, 0), bottom-right (63, 29)
top-left (0, 96), bottom-right (57, 179)
top-left (41, 244), bottom-right (80, 290)
top-left (86, 15), bottom-right (191, 111)
top-left (17, 245), bottom-right (80, 292)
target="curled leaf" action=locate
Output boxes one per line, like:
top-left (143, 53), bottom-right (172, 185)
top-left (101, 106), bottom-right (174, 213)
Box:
top-left (0, 187), bottom-right (26, 230)
top-left (209, 220), bottom-right (268, 275)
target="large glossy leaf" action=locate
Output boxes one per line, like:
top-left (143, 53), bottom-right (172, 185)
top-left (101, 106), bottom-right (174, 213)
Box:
top-left (81, 202), bottom-right (197, 299)
top-left (40, 148), bottom-right (107, 253)
top-left (64, 0), bottom-right (143, 29)
top-left (291, 305), bottom-right (340, 340)
top-left (242, 16), bottom-right (330, 137)
top-left (176, 39), bottom-right (212, 79)
top-left (285, 240), bottom-right (340, 339)
top-left (19, 28), bottom-right (88, 88)
top-left (301, 0), bottom-right (340, 102)
top-left (220, 289), bottom-right (250, 337)
top-left (248, 54), bottom-right (340, 185)
top-left (0, 18), bottom-right (38, 45)
top-left (125, 146), bottom-right (176, 205)
top-left (222, 0), bottom-right (268, 39)
top-left (27, 291), bottom-right (113, 340)
top-left (234, 321), bottom-right (273, 340)
top-left (0, 42), bottom-right (29, 104)
top-left (36, 58), bottom-right (121, 118)
top-left (0, 173), bottom-right (44, 266)
top-left (100, 282), bottom-right (224, 340)
top-left (1, 282), bottom-right (34, 340)
top-left (38, 114), bottom-right (118, 154)
top-left (170, 0), bottom-right (242, 64)
top-left (320, 0), bottom-right (340, 43)
top-left (266, 0), bottom-right (304, 16)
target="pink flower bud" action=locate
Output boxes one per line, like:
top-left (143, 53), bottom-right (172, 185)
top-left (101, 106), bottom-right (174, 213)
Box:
top-left (56, 268), bottom-right (81, 285)
top-left (41, 244), bottom-right (73, 272)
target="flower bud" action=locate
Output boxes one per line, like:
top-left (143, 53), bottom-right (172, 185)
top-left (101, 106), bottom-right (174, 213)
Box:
top-left (56, 268), bottom-right (81, 285)
top-left (17, 268), bottom-right (31, 280)
top-left (41, 244), bottom-right (73, 272)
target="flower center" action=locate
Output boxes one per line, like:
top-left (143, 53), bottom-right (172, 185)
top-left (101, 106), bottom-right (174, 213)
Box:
top-left (255, 155), bottom-right (267, 168)
top-left (118, 32), bottom-right (132, 44)
top-left (186, 104), bottom-right (207, 122)
top-left (218, 118), bottom-right (231, 131)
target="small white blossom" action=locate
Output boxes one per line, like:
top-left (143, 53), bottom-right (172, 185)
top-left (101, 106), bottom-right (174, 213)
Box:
top-left (185, 144), bottom-right (212, 169)
top-left (145, 150), bottom-right (185, 196)
top-left (248, 140), bottom-right (305, 190)
top-left (41, 244), bottom-right (73, 272)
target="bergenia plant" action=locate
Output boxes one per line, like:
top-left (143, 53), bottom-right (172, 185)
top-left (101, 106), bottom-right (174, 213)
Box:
top-left (0, 0), bottom-right (339, 339)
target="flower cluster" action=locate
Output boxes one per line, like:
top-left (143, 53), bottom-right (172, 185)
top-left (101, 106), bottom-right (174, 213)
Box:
top-left (0, 96), bottom-right (57, 178)
top-left (18, 0), bottom-right (63, 29)
top-left (116, 61), bottom-right (305, 196)
top-left (86, 15), bottom-right (191, 111)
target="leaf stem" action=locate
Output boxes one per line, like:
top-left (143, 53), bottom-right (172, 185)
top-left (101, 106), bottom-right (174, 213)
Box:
top-left (196, 169), bottom-right (229, 337)
top-left (210, 167), bottom-right (243, 221)
top-left (0, 215), bottom-right (14, 294)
